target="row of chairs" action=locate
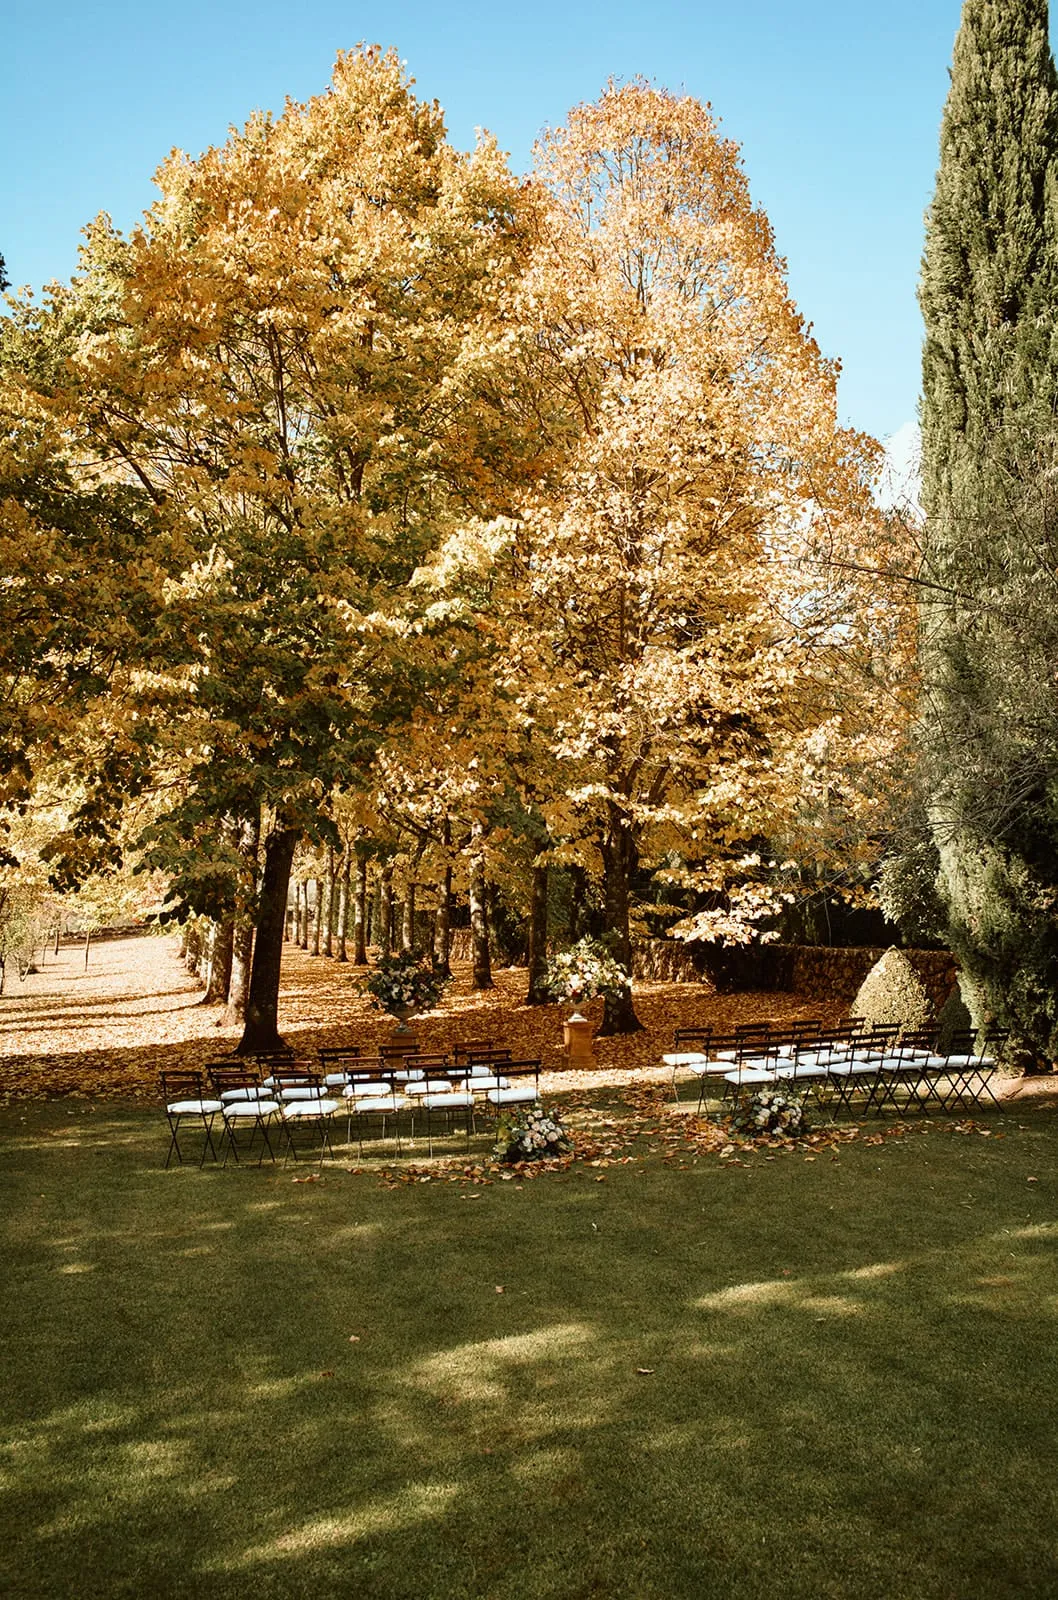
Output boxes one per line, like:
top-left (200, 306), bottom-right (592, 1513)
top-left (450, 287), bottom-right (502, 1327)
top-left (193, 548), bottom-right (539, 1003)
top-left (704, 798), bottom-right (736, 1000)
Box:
top-left (665, 1020), bottom-right (1009, 1117)
top-left (161, 1040), bottom-right (541, 1167)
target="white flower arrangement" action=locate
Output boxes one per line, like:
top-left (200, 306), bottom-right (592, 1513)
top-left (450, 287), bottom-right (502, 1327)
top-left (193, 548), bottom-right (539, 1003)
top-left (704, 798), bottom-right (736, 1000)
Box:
top-left (494, 1103), bottom-right (573, 1163)
top-left (363, 950), bottom-right (448, 1015)
top-left (543, 936), bottom-right (630, 1005)
top-left (730, 1088), bottom-right (808, 1139)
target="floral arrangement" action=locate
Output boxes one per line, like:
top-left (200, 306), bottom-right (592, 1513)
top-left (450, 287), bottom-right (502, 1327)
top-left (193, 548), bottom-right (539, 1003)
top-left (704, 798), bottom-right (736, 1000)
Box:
top-left (363, 949), bottom-right (449, 1015)
top-left (543, 936), bottom-right (630, 1006)
top-left (494, 1103), bottom-right (573, 1163)
top-left (729, 1088), bottom-right (808, 1139)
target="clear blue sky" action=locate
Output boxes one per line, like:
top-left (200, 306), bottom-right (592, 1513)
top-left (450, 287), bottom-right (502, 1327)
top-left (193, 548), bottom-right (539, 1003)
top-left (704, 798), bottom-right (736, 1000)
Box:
top-left (4, 0), bottom-right (972, 441)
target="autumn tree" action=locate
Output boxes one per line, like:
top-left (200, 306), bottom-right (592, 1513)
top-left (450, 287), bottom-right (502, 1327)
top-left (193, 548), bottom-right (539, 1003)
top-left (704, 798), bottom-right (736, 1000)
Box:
top-left (424, 83), bottom-right (885, 1033)
top-left (12, 48), bottom-right (531, 1050)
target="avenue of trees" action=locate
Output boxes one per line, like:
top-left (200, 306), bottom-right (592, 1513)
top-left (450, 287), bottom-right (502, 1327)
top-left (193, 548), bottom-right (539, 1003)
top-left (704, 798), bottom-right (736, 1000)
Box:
top-left (14, 14), bottom-right (1058, 1061)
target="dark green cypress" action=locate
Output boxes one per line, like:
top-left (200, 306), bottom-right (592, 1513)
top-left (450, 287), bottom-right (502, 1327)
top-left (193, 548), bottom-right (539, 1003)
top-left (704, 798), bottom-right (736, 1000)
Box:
top-left (921, 0), bottom-right (1058, 516)
top-left (916, 0), bottom-right (1058, 1060)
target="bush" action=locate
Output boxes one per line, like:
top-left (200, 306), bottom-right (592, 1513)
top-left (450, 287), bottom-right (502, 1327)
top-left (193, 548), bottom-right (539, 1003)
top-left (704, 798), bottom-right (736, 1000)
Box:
top-left (851, 947), bottom-right (932, 1033)
top-left (935, 977), bottom-right (973, 1050)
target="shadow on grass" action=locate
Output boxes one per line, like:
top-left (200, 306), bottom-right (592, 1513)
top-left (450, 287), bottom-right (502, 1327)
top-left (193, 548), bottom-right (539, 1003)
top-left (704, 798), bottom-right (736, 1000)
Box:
top-left (1, 1103), bottom-right (1057, 1598)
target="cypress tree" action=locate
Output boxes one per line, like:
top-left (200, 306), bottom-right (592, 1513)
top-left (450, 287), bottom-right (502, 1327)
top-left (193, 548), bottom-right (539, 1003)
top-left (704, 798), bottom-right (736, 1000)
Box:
top-left (921, 0), bottom-right (1058, 518)
top-left (917, 0), bottom-right (1058, 1059)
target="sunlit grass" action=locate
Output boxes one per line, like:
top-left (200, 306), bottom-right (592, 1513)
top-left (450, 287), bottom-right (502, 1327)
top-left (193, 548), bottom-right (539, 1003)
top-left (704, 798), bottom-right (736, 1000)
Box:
top-left (1, 1100), bottom-right (1057, 1597)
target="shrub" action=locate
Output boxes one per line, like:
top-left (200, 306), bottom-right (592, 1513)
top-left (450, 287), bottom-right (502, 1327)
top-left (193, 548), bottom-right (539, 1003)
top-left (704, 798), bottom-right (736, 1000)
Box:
top-left (851, 947), bottom-right (932, 1033)
top-left (935, 977), bottom-right (973, 1050)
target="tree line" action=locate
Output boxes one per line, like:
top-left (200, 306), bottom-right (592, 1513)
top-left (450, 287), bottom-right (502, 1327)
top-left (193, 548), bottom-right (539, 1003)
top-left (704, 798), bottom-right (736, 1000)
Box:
top-left (1, 48), bottom-right (918, 1048)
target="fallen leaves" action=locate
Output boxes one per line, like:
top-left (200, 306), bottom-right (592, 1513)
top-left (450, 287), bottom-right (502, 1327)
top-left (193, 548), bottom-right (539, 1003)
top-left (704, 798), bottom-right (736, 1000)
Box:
top-left (0, 935), bottom-right (1035, 1197)
top-left (0, 933), bottom-right (849, 1106)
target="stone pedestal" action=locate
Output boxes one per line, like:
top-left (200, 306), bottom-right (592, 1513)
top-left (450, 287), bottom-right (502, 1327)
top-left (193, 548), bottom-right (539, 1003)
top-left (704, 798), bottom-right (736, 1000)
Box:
top-left (562, 1011), bottom-right (596, 1065)
top-left (388, 1009), bottom-right (418, 1054)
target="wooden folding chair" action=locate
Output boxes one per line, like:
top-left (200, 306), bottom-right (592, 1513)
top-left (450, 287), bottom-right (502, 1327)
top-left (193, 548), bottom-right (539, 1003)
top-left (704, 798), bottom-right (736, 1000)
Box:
top-left (160, 1071), bottom-right (223, 1168)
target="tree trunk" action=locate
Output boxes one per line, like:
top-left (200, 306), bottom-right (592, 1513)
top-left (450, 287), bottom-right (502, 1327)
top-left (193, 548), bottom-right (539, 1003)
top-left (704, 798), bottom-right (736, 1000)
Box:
top-left (402, 880), bottom-right (416, 953)
top-left (526, 861), bottom-right (550, 1004)
top-left (598, 804), bottom-right (642, 1035)
top-left (379, 865), bottom-right (394, 957)
top-left (311, 878), bottom-right (323, 955)
top-left (224, 920), bottom-right (254, 1026)
top-left (237, 824), bottom-right (299, 1054)
top-left (204, 919), bottom-right (234, 1006)
top-left (434, 862), bottom-right (452, 977)
top-left (323, 847), bottom-right (335, 957)
top-left (336, 850), bottom-right (350, 962)
top-left (354, 855), bottom-right (369, 965)
top-left (569, 865), bottom-right (587, 943)
top-left (222, 808), bottom-right (260, 1028)
top-left (469, 823), bottom-right (493, 990)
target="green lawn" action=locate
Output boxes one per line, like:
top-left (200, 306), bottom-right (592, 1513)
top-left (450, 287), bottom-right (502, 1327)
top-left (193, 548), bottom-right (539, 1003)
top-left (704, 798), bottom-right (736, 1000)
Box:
top-left (1, 1099), bottom-right (1057, 1598)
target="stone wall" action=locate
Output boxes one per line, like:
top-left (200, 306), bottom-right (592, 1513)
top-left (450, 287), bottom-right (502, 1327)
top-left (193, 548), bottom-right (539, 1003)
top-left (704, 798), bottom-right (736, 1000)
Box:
top-left (632, 938), bottom-right (956, 1013)
top-left (445, 932), bottom-right (957, 1015)
top-left (787, 946), bottom-right (957, 1014)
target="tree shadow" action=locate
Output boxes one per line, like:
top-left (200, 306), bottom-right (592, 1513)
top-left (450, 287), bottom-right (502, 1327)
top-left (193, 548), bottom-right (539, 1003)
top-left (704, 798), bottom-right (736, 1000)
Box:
top-left (1, 1105), bottom-right (1057, 1597)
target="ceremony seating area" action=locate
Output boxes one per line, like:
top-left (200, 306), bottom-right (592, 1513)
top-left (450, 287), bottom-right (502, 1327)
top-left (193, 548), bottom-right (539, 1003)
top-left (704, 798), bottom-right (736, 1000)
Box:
top-left (664, 1017), bottom-right (1009, 1117)
top-left (160, 1041), bottom-right (542, 1167)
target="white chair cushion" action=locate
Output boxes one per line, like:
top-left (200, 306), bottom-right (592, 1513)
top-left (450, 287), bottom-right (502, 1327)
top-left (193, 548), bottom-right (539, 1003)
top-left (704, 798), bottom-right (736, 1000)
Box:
top-left (223, 1099), bottom-right (281, 1119)
top-left (486, 1086), bottom-right (537, 1105)
top-left (283, 1098), bottom-right (341, 1119)
top-left (723, 1068), bottom-right (775, 1085)
top-left (423, 1091), bottom-right (474, 1110)
top-left (662, 1052), bottom-right (709, 1066)
top-left (168, 1098), bottom-right (223, 1115)
top-left (352, 1095), bottom-right (402, 1114)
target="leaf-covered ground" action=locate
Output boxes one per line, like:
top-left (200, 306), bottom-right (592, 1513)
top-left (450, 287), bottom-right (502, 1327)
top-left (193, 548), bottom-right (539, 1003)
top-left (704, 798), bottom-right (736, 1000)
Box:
top-left (1, 932), bottom-right (1051, 1184)
top-left (0, 930), bottom-right (846, 1104)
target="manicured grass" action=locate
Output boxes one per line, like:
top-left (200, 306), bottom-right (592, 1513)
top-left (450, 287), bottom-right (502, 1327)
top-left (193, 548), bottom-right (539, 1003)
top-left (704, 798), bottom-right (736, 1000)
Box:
top-left (1, 1100), bottom-right (1057, 1598)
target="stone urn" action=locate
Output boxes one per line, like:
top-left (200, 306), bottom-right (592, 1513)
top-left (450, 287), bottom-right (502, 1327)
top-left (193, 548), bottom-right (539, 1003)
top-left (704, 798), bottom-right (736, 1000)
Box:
top-left (562, 1011), bottom-right (596, 1065)
top-left (389, 1005), bottom-right (418, 1050)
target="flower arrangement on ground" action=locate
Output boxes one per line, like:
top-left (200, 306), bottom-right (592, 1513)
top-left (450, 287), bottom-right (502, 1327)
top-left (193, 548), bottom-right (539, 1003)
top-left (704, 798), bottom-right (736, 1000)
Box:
top-left (729, 1088), bottom-right (808, 1139)
top-left (363, 949), bottom-right (449, 1016)
top-left (542, 936), bottom-right (630, 1007)
top-left (494, 1102), bottom-right (573, 1163)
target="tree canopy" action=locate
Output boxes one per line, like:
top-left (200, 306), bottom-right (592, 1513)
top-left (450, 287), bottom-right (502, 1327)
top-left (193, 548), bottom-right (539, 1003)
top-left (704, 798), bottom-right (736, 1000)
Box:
top-left (1, 51), bottom-right (901, 1038)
